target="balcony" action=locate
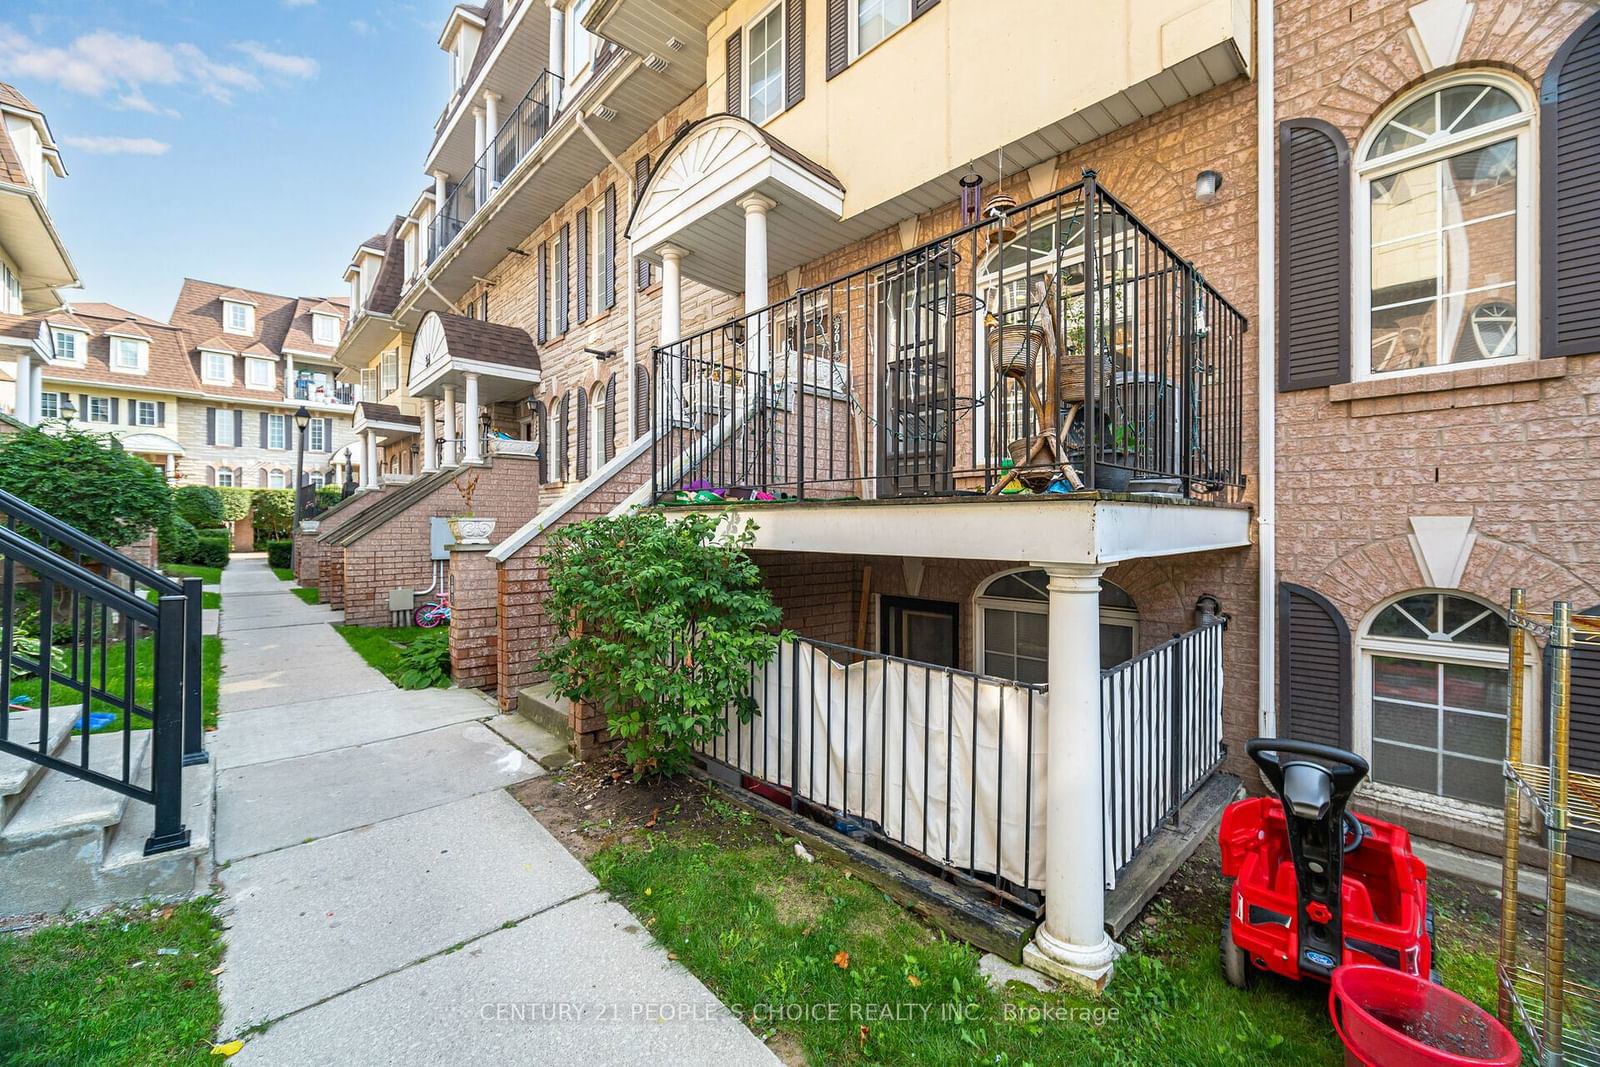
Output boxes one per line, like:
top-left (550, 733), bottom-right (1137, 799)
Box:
top-left (294, 382), bottom-right (358, 407)
top-left (648, 177), bottom-right (1251, 559)
top-left (427, 70), bottom-right (562, 268)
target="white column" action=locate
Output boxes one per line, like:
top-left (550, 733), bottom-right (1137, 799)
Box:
top-left (432, 169), bottom-right (447, 207)
top-left (165, 453), bottom-right (176, 483)
top-left (441, 385), bottom-right (458, 467)
top-left (484, 92), bottom-right (501, 184)
top-left (658, 245), bottom-right (684, 344)
top-left (13, 351), bottom-right (31, 423)
top-left (1022, 561), bottom-right (1120, 992)
top-left (740, 194), bottom-right (775, 375)
top-left (548, 3), bottom-right (566, 103)
top-left (283, 352), bottom-right (295, 401)
top-left (471, 106), bottom-right (486, 206)
top-left (421, 398), bottom-right (438, 473)
top-left (463, 372), bottom-right (482, 464)
top-left (363, 430), bottom-right (378, 489)
top-left (29, 363), bottom-right (42, 424)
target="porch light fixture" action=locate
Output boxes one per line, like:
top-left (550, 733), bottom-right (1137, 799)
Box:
top-left (959, 172), bottom-right (984, 224)
top-left (1195, 170), bottom-right (1224, 203)
top-left (59, 398), bottom-right (77, 425)
top-left (584, 347), bottom-right (617, 360)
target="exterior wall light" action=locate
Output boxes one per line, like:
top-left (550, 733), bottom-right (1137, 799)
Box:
top-left (1195, 170), bottom-right (1224, 203)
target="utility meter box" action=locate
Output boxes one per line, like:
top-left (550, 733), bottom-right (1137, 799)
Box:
top-left (387, 588), bottom-right (415, 612)
top-left (429, 517), bottom-right (455, 561)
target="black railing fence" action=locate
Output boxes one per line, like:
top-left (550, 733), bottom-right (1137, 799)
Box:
top-left (653, 174), bottom-right (1246, 504)
top-left (0, 489), bottom-right (202, 855)
top-left (1101, 615), bottom-right (1227, 888)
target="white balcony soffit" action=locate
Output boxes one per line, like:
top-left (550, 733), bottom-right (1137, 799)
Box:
top-left (427, 5), bottom-right (553, 177)
top-left (627, 114), bottom-right (846, 294)
top-left (0, 183), bottom-right (79, 302)
top-left (693, 497), bottom-right (1252, 567)
top-left (584, 0), bottom-right (717, 100)
top-left (333, 311), bottom-right (399, 372)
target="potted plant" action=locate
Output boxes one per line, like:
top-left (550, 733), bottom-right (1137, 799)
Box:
top-left (447, 470), bottom-right (496, 544)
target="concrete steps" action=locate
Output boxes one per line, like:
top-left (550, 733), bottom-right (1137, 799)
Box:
top-left (0, 721), bottom-right (212, 918)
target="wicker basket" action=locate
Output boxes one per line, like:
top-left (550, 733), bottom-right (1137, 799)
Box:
top-left (988, 322), bottom-right (1049, 378)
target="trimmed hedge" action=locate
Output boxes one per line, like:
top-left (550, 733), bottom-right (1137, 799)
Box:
top-left (189, 531), bottom-right (230, 569)
top-left (216, 486), bottom-right (254, 523)
top-left (265, 540), bottom-right (292, 570)
top-left (174, 485), bottom-right (226, 528)
top-left (316, 485), bottom-right (342, 510)
top-left (158, 514), bottom-right (199, 564)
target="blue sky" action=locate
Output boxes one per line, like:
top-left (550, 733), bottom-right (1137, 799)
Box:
top-left (1, 1), bottom-right (453, 321)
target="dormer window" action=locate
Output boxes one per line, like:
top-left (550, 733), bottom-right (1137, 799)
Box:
top-left (224, 300), bottom-right (254, 335)
top-left (110, 337), bottom-right (148, 373)
top-left (245, 357), bottom-right (275, 390)
top-left (451, 39), bottom-right (467, 91)
top-left (313, 313), bottom-right (340, 345)
top-left (50, 329), bottom-right (85, 364)
top-left (202, 351), bottom-right (233, 384)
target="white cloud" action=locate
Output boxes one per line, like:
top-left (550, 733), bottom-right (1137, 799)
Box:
top-left (62, 135), bottom-right (171, 156)
top-left (282, 0), bottom-right (318, 6)
top-left (349, 19), bottom-right (374, 35)
top-left (0, 23), bottom-right (265, 106)
top-left (232, 42), bottom-right (319, 79)
top-left (115, 90), bottom-right (181, 119)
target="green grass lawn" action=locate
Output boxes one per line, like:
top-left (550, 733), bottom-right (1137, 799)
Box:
top-left (589, 791), bottom-right (1511, 1067)
top-left (290, 586), bottom-right (319, 605)
top-left (0, 899), bottom-right (224, 1065)
top-left (8, 634), bottom-right (223, 730)
top-left (161, 563), bottom-right (223, 585)
top-left (271, 566), bottom-right (294, 582)
top-left (334, 624), bottom-right (447, 688)
top-left (145, 588), bottom-right (221, 610)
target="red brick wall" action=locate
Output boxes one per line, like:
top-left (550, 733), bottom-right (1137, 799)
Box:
top-left (447, 546), bottom-right (498, 690)
top-left (123, 531), bottom-right (157, 572)
top-left (293, 488), bottom-right (385, 586)
top-left (339, 457), bottom-right (541, 627)
top-left (319, 554), bottom-right (345, 610)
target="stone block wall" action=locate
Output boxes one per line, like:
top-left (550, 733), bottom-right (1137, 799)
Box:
top-left (446, 544), bottom-right (499, 690)
top-left (293, 488), bottom-right (385, 586)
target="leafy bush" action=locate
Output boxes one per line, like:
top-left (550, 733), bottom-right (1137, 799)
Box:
top-left (264, 540), bottom-right (292, 570)
top-left (0, 425), bottom-right (171, 547)
top-left (216, 487), bottom-right (253, 523)
top-left (190, 531), bottom-right (230, 569)
top-left (397, 629), bottom-right (451, 689)
top-left (316, 485), bottom-right (343, 510)
top-left (251, 489), bottom-right (295, 540)
top-left (158, 514), bottom-right (199, 564)
top-left (173, 485), bottom-right (225, 528)
top-left (538, 510), bottom-right (784, 779)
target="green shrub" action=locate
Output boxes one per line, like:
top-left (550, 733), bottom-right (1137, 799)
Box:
top-left (190, 531), bottom-right (230, 569)
top-left (397, 629), bottom-right (451, 689)
top-left (158, 514), bottom-right (199, 564)
top-left (316, 485), bottom-right (343, 510)
top-left (173, 485), bottom-right (225, 528)
top-left (265, 540), bottom-right (292, 570)
top-left (251, 490), bottom-right (295, 540)
top-left (216, 487), bottom-right (253, 523)
top-left (0, 425), bottom-right (171, 547)
top-left (538, 510), bottom-right (785, 779)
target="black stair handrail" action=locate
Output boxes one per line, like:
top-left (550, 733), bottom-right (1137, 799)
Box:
top-left (0, 523), bottom-right (190, 855)
top-left (0, 487), bottom-right (181, 596)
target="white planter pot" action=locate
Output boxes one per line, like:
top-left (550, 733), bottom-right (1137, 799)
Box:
top-left (448, 516), bottom-right (496, 545)
top-left (299, 520), bottom-right (320, 534)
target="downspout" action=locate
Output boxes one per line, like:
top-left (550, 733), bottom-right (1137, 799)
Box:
top-left (574, 111), bottom-right (637, 439)
top-left (1256, 0), bottom-right (1278, 737)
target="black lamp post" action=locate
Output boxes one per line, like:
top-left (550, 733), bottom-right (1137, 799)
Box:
top-left (60, 398), bottom-right (77, 425)
top-left (288, 405), bottom-right (311, 573)
top-left (342, 446), bottom-right (356, 496)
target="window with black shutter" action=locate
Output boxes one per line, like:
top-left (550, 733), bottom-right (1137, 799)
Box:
top-left (634, 155), bottom-right (653, 290)
top-left (537, 240), bottom-right (549, 342)
top-left (556, 224), bottom-right (571, 334)
top-left (602, 184), bottom-right (617, 312)
top-left (576, 209), bottom-right (590, 323)
top-left (825, 0), bottom-right (846, 79)
top-left (575, 387), bottom-right (589, 480)
top-left (1278, 119), bottom-right (1350, 391)
top-left (1278, 583), bottom-right (1352, 748)
top-left (1543, 9), bottom-right (1600, 357)
top-left (634, 364), bottom-right (650, 438)
top-left (785, 0), bottom-right (805, 109)
top-left (725, 30), bottom-right (742, 112)
top-left (603, 373), bottom-right (617, 462)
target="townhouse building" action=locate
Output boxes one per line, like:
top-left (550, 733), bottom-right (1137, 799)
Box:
top-left (305, 0), bottom-right (1600, 987)
top-left (167, 280), bottom-right (360, 488)
top-left (0, 80), bottom-right (79, 419)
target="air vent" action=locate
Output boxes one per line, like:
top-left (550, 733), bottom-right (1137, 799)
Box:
top-left (643, 53), bottom-right (670, 74)
top-left (667, 36), bottom-right (684, 50)
top-left (589, 103), bottom-right (618, 122)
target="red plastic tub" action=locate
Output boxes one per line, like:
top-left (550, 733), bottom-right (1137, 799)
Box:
top-left (1330, 965), bottom-right (1520, 1067)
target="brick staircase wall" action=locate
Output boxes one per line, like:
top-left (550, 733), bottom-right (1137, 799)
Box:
top-left (338, 457), bottom-right (541, 627)
top-left (293, 489), bottom-right (385, 586)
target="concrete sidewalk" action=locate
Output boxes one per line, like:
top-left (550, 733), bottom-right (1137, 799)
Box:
top-left (213, 556), bottom-right (775, 1065)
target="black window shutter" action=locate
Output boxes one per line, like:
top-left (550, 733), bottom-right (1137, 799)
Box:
top-left (603, 373), bottom-right (617, 462)
top-left (109, 398), bottom-right (119, 423)
top-left (480, 291), bottom-right (490, 322)
top-left (234, 466), bottom-right (243, 486)
top-left (259, 412), bottom-right (268, 447)
top-left (206, 407), bottom-right (216, 446)
top-left (602, 184), bottom-right (617, 311)
top-left (537, 241), bottom-right (549, 343)
top-left (1545, 604), bottom-right (1600, 859)
top-left (633, 364), bottom-right (650, 437)
top-left (1277, 583), bottom-right (1352, 748)
top-left (912, 0), bottom-right (938, 16)
top-left (1278, 118), bottom-right (1351, 391)
top-left (532, 400), bottom-right (549, 482)
top-left (206, 465), bottom-right (216, 486)
top-left (725, 30), bottom-right (742, 113)
top-left (825, 0), bottom-right (847, 79)
top-left (322, 418), bottom-right (332, 449)
top-left (576, 388), bottom-right (589, 480)
top-left (79, 394), bottom-right (88, 420)
top-left (576, 206), bottom-right (590, 323)
top-left (785, 0), bottom-right (805, 109)
top-left (234, 410), bottom-right (244, 447)
top-left (156, 401), bottom-right (166, 425)
top-left (1542, 10), bottom-right (1600, 357)
top-left (557, 224), bottom-right (571, 334)
top-left (557, 393), bottom-right (569, 480)
top-left (634, 155), bottom-right (653, 290)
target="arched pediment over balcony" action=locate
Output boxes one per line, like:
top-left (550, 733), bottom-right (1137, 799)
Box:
top-left (626, 113), bottom-right (845, 293)
top-left (406, 310), bottom-right (541, 403)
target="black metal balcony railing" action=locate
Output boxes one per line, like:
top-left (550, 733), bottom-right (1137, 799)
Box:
top-left (651, 174), bottom-right (1247, 505)
top-left (428, 70), bottom-right (563, 266)
top-left (294, 382), bottom-right (356, 406)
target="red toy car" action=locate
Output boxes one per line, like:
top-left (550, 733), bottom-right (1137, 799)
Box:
top-left (1219, 739), bottom-right (1434, 987)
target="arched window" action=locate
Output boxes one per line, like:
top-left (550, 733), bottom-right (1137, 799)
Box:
top-left (1358, 75), bottom-right (1534, 377)
top-left (975, 568), bottom-right (1140, 682)
top-left (1359, 591), bottom-right (1510, 807)
top-left (591, 384), bottom-right (607, 470)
